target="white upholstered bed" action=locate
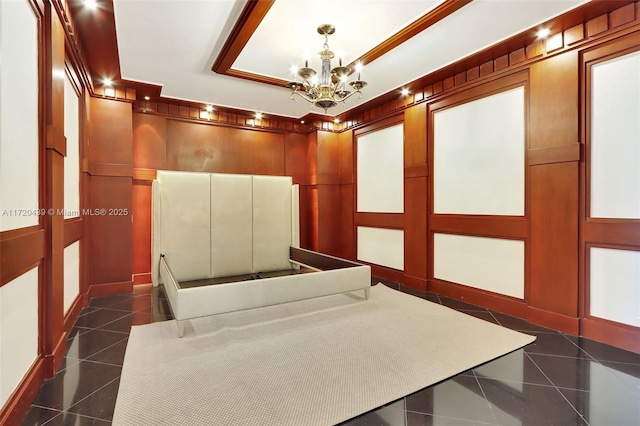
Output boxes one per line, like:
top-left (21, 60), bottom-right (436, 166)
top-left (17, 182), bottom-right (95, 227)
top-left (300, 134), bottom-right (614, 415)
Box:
top-left (152, 170), bottom-right (371, 336)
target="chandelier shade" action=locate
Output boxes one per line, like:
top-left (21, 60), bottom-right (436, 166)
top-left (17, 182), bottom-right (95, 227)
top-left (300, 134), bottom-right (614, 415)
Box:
top-left (287, 24), bottom-right (367, 113)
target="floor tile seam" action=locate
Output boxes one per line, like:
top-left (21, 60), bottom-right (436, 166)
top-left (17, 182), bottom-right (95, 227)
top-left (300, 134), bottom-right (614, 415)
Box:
top-left (524, 351), bottom-right (592, 426)
top-left (78, 357), bottom-right (126, 369)
top-left (473, 373), bottom-right (556, 389)
top-left (403, 408), bottom-right (504, 425)
top-left (83, 335), bottom-right (129, 363)
top-left (559, 333), bottom-right (599, 361)
top-left (30, 404), bottom-right (62, 413)
top-left (95, 314), bottom-right (135, 334)
top-left (472, 369), bottom-right (500, 424)
top-left (524, 351), bottom-right (599, 361)
top-left (65, 376), bottom-right (121, 417)
top-left (55, 358), bottom-right (81, 374)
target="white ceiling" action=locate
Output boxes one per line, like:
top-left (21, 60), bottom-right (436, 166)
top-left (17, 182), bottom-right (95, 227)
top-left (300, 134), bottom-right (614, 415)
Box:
top-left (113, 0), bottom-right (589, 119)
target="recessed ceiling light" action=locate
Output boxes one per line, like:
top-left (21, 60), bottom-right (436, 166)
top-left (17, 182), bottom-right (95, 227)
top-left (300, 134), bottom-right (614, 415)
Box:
top-left (537, 28), bottom-right (551, 39)
top-left (103, 78), bottom-right (112, 87)
top-left (84, 0), bottom-right (98, 10)
top-left (255, 112), bottom-right (262, 119)
top-left (334, 118), bottom-right (340, 124)
top-left (401, 88), bottom-right (410, 97)
top-left (144, 96), bottom-right (150, 101)
top-left (300, 120), bottom-right (305, 124)
top-left (205, 105), bottom-right (213, 112)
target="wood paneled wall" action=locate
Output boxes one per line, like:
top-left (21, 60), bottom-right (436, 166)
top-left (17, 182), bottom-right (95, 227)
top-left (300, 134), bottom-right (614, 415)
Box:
top-left (130, 114), bottom-right (328, 282)
top-left (84, 97), bottom-right (133, 296)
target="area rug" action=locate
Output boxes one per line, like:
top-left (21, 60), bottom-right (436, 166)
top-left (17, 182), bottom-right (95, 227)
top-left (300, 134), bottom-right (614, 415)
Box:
top-left (113, 284), bottom-right (535, 426)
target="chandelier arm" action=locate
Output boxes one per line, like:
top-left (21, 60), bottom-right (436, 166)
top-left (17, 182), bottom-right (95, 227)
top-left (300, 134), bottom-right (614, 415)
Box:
top-left (337, 89), bottom-right (362, 103)
top-left (290, 90), bottom-right (317, 104)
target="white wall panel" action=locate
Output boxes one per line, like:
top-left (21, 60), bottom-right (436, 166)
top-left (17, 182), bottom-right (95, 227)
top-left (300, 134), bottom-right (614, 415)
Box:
top-left (590, 51), bottom-right (640, 219)
top-left (0, 267), bottom-right (39, 407)
top-left (64, 73), bottom-right (80, 218)
top-left (357, 226), bottom-right (404, 270)
top-left (64, 241), bottom-right (80, 314)
top-left (433, 87), bottom-right (525, 215)
top-left (357, 124), bottom-right (404, 213)
top-left (0, 0), bottom-right (40, 231)
top-left (434, 233), bottom-right (524, 299)
top-left (590, 247), bottom-right (640, 327)
top-left (158, 171), bottom-right (211, 282)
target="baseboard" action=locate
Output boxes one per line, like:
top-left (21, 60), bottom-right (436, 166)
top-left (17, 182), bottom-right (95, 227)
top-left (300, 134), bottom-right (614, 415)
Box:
top-left (582, 317), bottom-right (640, 354)
top-left (527, 306), bottom-right (579, 335)
top-left (43, 332), bottom-right (68, 378)
top-left (428, 278), bottom-right (527, 318)
top-left (0, 357), bottom-right (45, 426)
top-left (133, 273), bottom-right (151, 285)
top-left (63, 293), bottom-right (85, 333)
top-left (88, 280), bottom-right (133, 298)
top-left (402, 274), bottom-right (427, 291)
top-left (368, 264), bottom-right (405, 284)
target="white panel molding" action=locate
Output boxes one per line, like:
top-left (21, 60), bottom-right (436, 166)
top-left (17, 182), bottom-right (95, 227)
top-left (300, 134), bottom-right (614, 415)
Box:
top-left (434, 233), bottom-right (524, 299)
top-left (0, 267), bottom-right (39, 407)
top-left (357, 226), bottom-right (404, 270)
top-left (64, 242), bottom-right (80, 314)
top-left (433, 87), bottom-right (525, 216)
top-left (0, 0), bottom-right (40, 231)
top-left (590, 247), bottom-right (640, 327)
top-left (64, 71), bottom-right (81, 218)
top-left (590, 51), bottom-right (640, 219)
top-left (357, 124), bottom-right (404, 213)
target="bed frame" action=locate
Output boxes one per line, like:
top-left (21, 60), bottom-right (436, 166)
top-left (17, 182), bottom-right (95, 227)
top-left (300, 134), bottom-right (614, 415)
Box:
top-left (152, 171), bottom-right (371, 336)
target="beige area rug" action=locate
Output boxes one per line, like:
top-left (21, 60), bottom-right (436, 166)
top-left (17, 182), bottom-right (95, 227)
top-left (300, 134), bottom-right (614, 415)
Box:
top-left (113, 284), bottom-right (535, 426)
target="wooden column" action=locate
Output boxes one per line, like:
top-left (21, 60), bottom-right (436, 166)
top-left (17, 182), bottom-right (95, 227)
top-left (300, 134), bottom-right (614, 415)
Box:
top-left (85, 97), bottom-right (133, 296)
top-left (42, 1), bottom-right (67, 377)
top-left (528, 51), bottom-right (580, 334)
top-left (404, 103), bottom-right (428, 290)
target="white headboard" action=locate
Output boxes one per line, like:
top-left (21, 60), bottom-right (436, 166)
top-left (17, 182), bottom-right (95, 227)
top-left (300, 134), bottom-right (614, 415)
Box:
top-left (152, 171), bottom-right (300, 285)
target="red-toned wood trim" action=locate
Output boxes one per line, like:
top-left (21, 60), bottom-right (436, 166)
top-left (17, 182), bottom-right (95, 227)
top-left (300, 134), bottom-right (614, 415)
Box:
top-left (405, 165), bottom-right (428, 178)
top-left (64, 217), bottom-right (82, 247)
top-left (133, 273), bottom-right (152, 285)
top-left (212, 0), bottom-right (473, 87)
top-left (0, 227), bottom-right (45, 286)
top-left (0, 357), bottom-right (45, 426)
top-left (578, 26), bottom-right (640, 353)
top-left (86, 162), bottom-right (134, 177)
top-left (353, 114), bottom-right (403, 137)
top-left (316, 174), bottom-right (341, 185)
top-left (582, 317), bottom-right (640, 354)
top-left (527, 306), bottom-right (580, 335)
top-left (354, 213), bottom-right (404, 229)
top-left (89, 280), bottom-right (133, 298)
top-left (403, 274), bottom-right (428, 291)
top-left (429, 278), bottom-right (528, 318)
top-left (368, 263), bottom-right (406, 284)
top-left (133, 168), bottom-right (157, 181)
top-left (63, 292), bottom-right (86, 333)
top-left (582, 220), bottom-right (640, 246)
top-left (429, 215), bottom-right (529, 239)
top-left (528, 143), bottom-right (581, 166)
top-left (355, 0), bottom-right (473, 69)
top-left (42, 332), bottom-right (67, 377)
top-left (212, 0), bottom-right (275, 74)
top-left (337, 1), bottom-right (640, 129)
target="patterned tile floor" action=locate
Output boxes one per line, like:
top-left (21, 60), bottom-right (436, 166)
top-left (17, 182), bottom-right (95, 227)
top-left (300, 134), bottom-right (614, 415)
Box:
top-left (21, 280), bottom-right (640, 425)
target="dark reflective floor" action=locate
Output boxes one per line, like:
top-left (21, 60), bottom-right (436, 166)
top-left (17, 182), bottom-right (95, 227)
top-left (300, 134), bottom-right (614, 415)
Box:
top-left (21, 281), bottom-right (640, 425)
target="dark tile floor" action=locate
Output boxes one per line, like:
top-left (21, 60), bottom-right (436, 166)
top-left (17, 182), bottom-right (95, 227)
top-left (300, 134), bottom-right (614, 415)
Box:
top-left (21, 280), bottom-right (640, 426)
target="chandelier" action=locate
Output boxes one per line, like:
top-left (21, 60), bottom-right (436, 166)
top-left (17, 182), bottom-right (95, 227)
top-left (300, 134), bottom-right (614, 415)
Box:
top-left (287, 24), bottom-right (367, 113)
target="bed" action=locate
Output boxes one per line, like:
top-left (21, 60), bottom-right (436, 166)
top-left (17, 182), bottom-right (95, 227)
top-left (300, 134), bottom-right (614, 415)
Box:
top-left (152, 170), bottom-right (371, 336)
